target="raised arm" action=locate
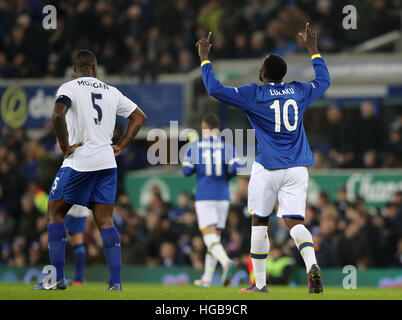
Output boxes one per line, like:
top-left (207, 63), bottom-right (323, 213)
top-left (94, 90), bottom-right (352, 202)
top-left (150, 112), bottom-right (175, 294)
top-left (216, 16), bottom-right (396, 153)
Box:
top-left (298, 23), bottom-right (331, 103)
top-left (196, 33), bottom-right (256, 111)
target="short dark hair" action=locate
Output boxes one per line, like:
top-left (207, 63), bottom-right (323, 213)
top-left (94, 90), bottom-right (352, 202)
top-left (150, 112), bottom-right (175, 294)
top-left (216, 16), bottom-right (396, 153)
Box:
top-left (202, 114), bottom-right (220, 129)
top-left (73, 50), bottom-right (97, 72)
top-left (261, 54), bottom-right (287, 81)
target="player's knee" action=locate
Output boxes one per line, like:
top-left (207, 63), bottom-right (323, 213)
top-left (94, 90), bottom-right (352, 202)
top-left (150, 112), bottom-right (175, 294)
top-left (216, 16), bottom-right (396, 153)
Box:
top-left (252, 215), bottom-right (269, 227)
top-left (283, 217), bottom-right (304, 230)
top-left (94, 217), bottom-right (114, 231)
top-left (47, 199), bottom-right (69, 224)
top-left (201, 226), bottom-right (218, 236)
top-left (47, 209), bottom-right (66, 224)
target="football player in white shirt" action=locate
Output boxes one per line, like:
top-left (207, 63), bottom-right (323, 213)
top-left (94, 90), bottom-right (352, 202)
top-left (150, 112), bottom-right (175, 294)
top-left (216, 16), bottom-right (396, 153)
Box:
top-left (32, 50), bottom-right (146, 291)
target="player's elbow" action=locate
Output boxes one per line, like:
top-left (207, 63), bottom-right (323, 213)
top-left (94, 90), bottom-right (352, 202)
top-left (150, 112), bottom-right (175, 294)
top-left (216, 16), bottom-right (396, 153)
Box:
top-left (52, 110), bottom-right (65, 122)
top-left (53, 102), bottom-right (68, 121)
top-left (322, 69), bottom-right (331, 89)
top-left (206, 85), bottom-right (216, 97)
top-left (205, 82), bottom-right (221, 97)
top-left (317, 76), bottom-right (331, 93)
top-left (138, 111), bottom-right (147, 126)
top-left (322, 79), bottom-right (330, 92)
top-left (131, 108), bottom-right (147, 125)
top-left (137, 109), bottom-right (147, 124)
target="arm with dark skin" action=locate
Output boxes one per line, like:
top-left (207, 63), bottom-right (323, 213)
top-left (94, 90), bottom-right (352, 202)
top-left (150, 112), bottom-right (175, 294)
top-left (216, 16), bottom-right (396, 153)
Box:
top-left (298, 22), bottom-right (320, 56)
top-left (196, 32), bottom-right (212, 63)
top-left (112, 107), bottom-right (147, 157)
top-left (53, 102), bottom-right (83, 157)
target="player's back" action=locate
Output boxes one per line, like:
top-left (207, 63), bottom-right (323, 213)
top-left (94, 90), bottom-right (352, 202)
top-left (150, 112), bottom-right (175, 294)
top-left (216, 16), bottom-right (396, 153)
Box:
top-left (184, 136), bottom-right (233, 201)
top-left (57, 77), bottom-right (136, 172)
top-left (248, 81), bottom-right (316, 169)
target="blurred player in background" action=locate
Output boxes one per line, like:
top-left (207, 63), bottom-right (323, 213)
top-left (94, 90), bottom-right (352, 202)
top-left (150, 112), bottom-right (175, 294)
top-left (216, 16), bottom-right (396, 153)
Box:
top-left (65, 205), bottom-right (90, 286)
top-left (182, 114), bottom-right (244, 287)
top-left (32, 49), bottom-right (147, 291)
top-left (196, 23), bottom-right (330, 294)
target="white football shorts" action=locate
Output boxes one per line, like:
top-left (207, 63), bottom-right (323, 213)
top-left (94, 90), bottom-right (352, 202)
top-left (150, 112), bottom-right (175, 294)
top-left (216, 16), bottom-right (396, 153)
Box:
top-left (195, 200), bottom-right (230, 231)
top-left (67, 204), bottom-right (91, 218)
top-left (248, 161), bottom-right (308, 219)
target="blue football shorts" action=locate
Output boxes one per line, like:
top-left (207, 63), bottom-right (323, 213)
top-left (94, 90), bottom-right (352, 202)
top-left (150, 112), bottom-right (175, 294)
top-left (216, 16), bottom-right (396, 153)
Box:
top-left (49, 167), bottom-right (117, 209)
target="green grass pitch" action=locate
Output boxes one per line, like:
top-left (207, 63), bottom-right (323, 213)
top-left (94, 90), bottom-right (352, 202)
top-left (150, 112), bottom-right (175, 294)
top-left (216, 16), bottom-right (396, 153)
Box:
top-left (0, 283), bottom-right (401, 300)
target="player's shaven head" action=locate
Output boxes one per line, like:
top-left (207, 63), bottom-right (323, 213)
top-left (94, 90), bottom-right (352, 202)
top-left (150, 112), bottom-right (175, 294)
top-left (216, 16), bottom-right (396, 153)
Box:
top-left (202, 114), bottom-right (220, 130)
top-left (73, 49), bottom-right (97, 74)
top-left (259, 54), bottom-right (287, 82)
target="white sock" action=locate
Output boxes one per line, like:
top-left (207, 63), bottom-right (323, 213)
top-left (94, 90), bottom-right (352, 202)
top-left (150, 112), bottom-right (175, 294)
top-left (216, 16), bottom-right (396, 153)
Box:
top-left (202, 252), bottom-right (218, 283)
top-left (203, 233), bottom-right (230, 267)
top-left (251, 226), bottom-right (269, 289)
top-left (290, 224), bottom-right (317, 273)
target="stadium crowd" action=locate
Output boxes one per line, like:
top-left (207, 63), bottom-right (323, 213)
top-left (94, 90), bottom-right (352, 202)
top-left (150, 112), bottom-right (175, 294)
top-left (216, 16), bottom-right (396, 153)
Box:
top-left (313, 100), bottom-right (402, 169)
top-left (1, 113), bottom-right (402, 274)
top-left (0, 0), bottom-right (401, 79)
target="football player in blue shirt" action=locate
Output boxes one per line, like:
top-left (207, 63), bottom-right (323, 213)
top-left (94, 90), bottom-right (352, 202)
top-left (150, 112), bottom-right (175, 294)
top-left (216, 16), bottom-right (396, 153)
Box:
top-left (182, 114), bottom-right (243, 287)
top-left (196, 23), bottom-right (330, 293)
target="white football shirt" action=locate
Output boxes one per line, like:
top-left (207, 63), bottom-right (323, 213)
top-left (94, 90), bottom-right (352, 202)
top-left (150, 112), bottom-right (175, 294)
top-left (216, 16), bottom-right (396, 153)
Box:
top-left (55, 76), bottom-right (137, 172)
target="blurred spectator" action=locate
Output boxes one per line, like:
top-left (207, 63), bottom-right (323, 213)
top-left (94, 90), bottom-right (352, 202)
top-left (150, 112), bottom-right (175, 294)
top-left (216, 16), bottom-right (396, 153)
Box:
top-left (326, 106), bottom-right (356, 168)
top-left (18, 195), bottom-right (41, 243)
top-left (383, 201), bottom-right (402, 264)
top-left (383, 113), bottom-right (402, 167)
top-left (160, 241), bottom-right (178, 267)
top-left (249, 31), bottom-right (267, 58)
top-left (334, 186), bottom-right (350, 220)
top-left (168, 192), bottom-right (192, 222)
top-left (266, 243), bottom-right (294, 285)
top-left (393, 237), bottom-right (402, 267)
top-left (0, 207), bottom-right (15, 244)
top-left (315, 214), bottom-right (339, 267)
top-left (356, 101), bottom-right (384, 163)
top-left (197, 0), bottom-right (223, 35)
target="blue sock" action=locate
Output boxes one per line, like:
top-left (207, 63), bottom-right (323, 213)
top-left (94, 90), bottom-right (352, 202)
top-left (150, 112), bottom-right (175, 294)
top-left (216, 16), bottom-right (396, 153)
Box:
top-left (100, 227), bottom-right (121, 285)
top-left (48, 223), bottom-right (67, 281)
top-left (73, 244), bottom-right (86, 282)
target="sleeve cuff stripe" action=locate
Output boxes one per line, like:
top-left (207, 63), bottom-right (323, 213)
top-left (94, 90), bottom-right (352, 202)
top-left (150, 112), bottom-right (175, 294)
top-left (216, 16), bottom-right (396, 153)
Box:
top-left (55, 95), bottom-right (72, 108)
top-left (201, 60), bottom-right (211, 67)
top-left (311, 54), bottom-right (322, 60)
top-left (182, 162), bottom-right (194, 168)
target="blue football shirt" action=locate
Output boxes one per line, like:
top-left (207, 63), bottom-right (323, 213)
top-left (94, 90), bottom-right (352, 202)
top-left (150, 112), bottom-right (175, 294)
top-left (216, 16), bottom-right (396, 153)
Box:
top-left (200, 55), bottom-right (330, 169)
top-left (182, 136), bottom-right (242, 201)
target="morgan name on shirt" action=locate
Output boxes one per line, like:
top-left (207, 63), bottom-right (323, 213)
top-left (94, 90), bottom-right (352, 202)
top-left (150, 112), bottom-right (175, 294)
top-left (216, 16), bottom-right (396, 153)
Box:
top-left (77, 80), bottom-right (110, 90)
